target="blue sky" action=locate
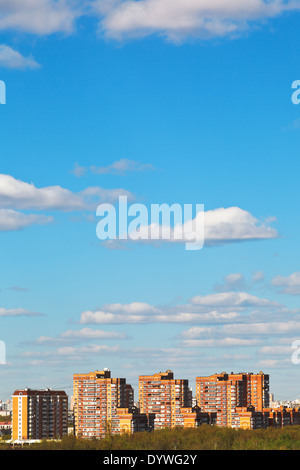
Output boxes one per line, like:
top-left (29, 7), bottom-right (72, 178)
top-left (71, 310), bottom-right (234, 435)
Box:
top-left (1, 0), bottom-right (300, 402)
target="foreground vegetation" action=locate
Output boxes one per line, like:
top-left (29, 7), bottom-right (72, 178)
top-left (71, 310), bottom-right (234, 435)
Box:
top-left (3, 425), bottom-right (300, 450)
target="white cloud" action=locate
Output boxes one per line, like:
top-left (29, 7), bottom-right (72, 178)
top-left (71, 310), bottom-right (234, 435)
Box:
top-left (0, 45), bottom-right (40, 69)
top-left (272, 272), bottom-right (300, 295)
top-left (204, 207), bottom-right (278, 245)
top-left (190, 291), bottom-right (280, 308)
top-left (223, 321), bottom-right (300, 335)
top-left (79, 307), bottom-right (241, 325)
top-left (78, 291), bottom-right (282, 325)
top-left (0, 0), bottom-right (298, 43)
top-left (0, 174), bottom-right (135, 232)
top-left (180, 326), bottom-right (215, 339)
top-left (252, 270), bottom-right (265, 283)
top-left (104, 206), bottom-right (278, 249)
top-left (214, 273), bottom-right (246, 292)
top-left (34, 328), bottom-right (127, 344)
top-left (91, 158), bottom-right (155, 175)
top-left (102, 302), bottom-right (160, 314)
top-left (181, 337), bottom-right (261, 348)
top-left (96, 0), bottom-right (300, 42)
top-left (0, 307), bottom-right (43, 317)
top-left (72, 159), bottom-right (155, 177)
top-left (56, 344), bottom-right (121, 356)
top-left (0, 209), bottom-right (53, 231)
top-left (0, 0), bottom-right (80, 35)
top-left (71, 163), bottom-right (88, 178)
top-left (0, 174), bottom-right (133, 211)
top-left (259, 345), bottom-right (293, 356)
top-left (60, 327), bottom-right (126, 340)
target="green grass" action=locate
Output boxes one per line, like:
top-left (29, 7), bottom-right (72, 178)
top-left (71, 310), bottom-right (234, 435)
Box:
top-left (4, 425), bottom-right (300, 450)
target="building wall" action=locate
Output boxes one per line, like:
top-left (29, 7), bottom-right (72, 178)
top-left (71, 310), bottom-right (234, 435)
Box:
top-left (12, 389), bottom-right (68, 441)
top-left (195, 372), bottom-right (270, 428)
top-left (73, 369), bottom-right (130, 439)
top-left (139, 370), bottom-right (190, 430)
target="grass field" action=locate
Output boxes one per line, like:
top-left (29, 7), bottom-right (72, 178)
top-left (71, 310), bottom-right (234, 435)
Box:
top-left (2, 425), bottom-right (300, 450)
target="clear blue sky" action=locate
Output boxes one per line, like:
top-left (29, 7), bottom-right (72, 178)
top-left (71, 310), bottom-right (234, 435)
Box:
top-left (0, 1), bottom-right (300, 402)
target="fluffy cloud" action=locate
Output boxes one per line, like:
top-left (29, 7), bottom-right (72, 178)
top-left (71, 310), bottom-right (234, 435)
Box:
top-left (103, 206), bottom-right (278, 249)
top-left (181, 337), bottom-right (261, 348)
top-left (272, 272), bottom-right (300, 295)
top-left (0, 307), bottom-right (43, 317)
top-left (96, 0), bottom-right (300, 42)
top-left (32, 328), bottom-right (127, 345)
top-left (190, 291), bottom-right (280, 308)
top-left (0, 0), bottom-right (80, 35)
top-left (0, 45), bottom-right (39, 69)
top-left (222, 321), bottom-right (300, 335)
top-left (0, 174), bottom-right (133, 211)
top-left (0, 174), bottom-right (134, 231)
top-left (0, 209), bottom-right (53, 231)
top-left (78, 292), bottom-right (283, 325)
top-left (1, 0), bottom-right (299, 42)
top-left (79, 308), bottom-right (241, 325)
top-left (72, 159), bottom-right (156, 177)
top-left (204, 207), bottom-right (278, 245)
top-left (214, 273), bottom-right (246, 292)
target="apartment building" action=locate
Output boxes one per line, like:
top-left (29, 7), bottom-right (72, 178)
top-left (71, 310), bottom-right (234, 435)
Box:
top-left (73, 368), bottom-right (132, 438)
top-left (12, 388), bottom-right (68, 441)
top-left (195, 371), bottom-right (270, 427)
top-left (264, 406), bottom-right (300, 427)
top-left (116, 406), bottom-right (154, 434)
top-left (125, 384), bottom-right (134, 409)
top-left (180, 406), bottom-right (216, 428)
top-left (232, 406), bottom-right (269, 429)
top-left (139, 370), bottom-right (191, 430)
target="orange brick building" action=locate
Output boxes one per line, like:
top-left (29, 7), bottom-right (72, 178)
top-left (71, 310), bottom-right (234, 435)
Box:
top-left (179, 406), bottom-right (216, 428)
top-left (116, 406), bottom-right (154, 434)
top-left (73, 368), bottom-right (132, 438)
top-left (139, 370), bottom-right (191, 429)
top-left (12, 388), bottom-right (68, 441)
top-left (264, 406), bottom-right (300, 427)
top-left (196, 371), bottom-right (270, 427)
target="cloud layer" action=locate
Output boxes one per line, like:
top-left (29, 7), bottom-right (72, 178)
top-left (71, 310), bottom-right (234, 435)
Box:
top-left (0, 45), bottom-right (40, 69)
top-left (0, 0), bottom-right (80, 35)
top-left (0, 174), bottom-right (134, 231)
top-left (96, 0), bottom-right (300, 42)
top-left (0, 1), bottom-right (299, 42)
top-left (272, 272), bottom-right (300, 295)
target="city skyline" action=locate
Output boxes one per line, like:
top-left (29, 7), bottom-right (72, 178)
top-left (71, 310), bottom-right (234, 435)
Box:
top-left (1, 1), bottom-right (300, 402)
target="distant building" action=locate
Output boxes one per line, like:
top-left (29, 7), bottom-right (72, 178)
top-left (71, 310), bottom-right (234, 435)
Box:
top-left (12, 389), bottom-right (68, 441)
top-left (0, 421), bottom-right (11, 436)
top-left (264, 406), bottom-right (300, 427)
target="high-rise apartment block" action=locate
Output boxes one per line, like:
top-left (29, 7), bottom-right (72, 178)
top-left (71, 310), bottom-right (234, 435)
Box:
top-left (139, 370), bottom-right (192, 429)
top-left (73, 368), bottom-right (136, 438)
top-left (12, 389), bottom-right (68, 441)
top-left (195, 372), bottom-right (270, 428)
